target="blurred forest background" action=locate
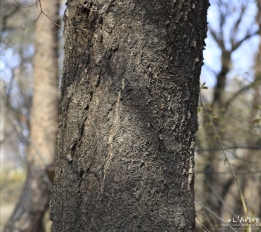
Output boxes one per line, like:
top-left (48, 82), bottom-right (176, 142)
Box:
top-left (0, 0), bottom-right (260, 231)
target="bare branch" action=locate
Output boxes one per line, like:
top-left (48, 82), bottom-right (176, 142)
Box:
top-left (229, 3), bottom-right (247, 47)
top-left (218, 0), bottom-right (229, 43)
top-left (12, 0), bottom-right (38, 8)
top-left (208, 26), bottom-right (225, 50)
top-left (206, 180), bottom-right (238, 220)
top-left (196, 169), bottom-right (261, 175)
top-left (196, 216), bottom-right (211, 232)
top-left (196, 145), bottom-right (261, 152)
top-left (225, 82), bottom-right (254, 109)
top-left (196, 199), bottom-right (238, 232)
top-left (22, 11), bottom-right (42, 30)
top-left (231, 29), bottom-right (259, 52)
top-left (12, 0), bottom-right (62, 29)
top-left (38, 0), bottom-right (62, 28)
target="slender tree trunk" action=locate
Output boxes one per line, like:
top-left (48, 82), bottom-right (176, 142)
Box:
top-left (212, 49), bottom-right (231, 110)
top-left (50, 1), bottom-right (209, 231)
top-left (201, 54), bottom-right (231, 231)
top-left (201, 30), bottom-right (233, 228)
top-left (234, 0), bottom-right (261, 217)
top-left (4, 0), bottom-right (60, 231)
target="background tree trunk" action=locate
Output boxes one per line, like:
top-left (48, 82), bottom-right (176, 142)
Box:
top-left (50, 0), bottom-right (209, 231)
top-left (233, 0), bottom-right (261, 217)
top-left (198, 1), bottom-right (261, 228)
top-left (4, 0), bottom-right (60, 231)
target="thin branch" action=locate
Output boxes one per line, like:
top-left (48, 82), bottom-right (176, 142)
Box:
top-left (196, 216), bottom-right (211, 232)
top-left (37, 0), bottom-right (62, 28)
top-left (196, 199), bottom-right (238, 232)
top-left (218, 0), bottom-right (229, 45)
top-left (12, 0), bottom-right (62, 29)
top-left (196, 170), bottom-right (261, 175)
top-left (197, 194), bottom-right (219, 227)
top-left (22, 11), bottom-right (42, 30)
top-left (206, 180), bottom-right (238, 220)
top-left (8, 108), bottom-right (48, 166)
top-left (202, 63), bottom-right (218, 77)
top-left (225, 83), bottom-right (253, 109)
top-left (6, 68), bottom-right (16, 102)
top-left (231, 29), bottom-right (259, 52)
top-left (230, 3), bottom-right (247, 48)
top-left (196, 145), bottom-right (261, 152)
top-left (208, 26), bottom-right (224, 49)
top-left (4, 84), bottom-right (46, 166)
top-left (12, 0), bottom-right (38, 8)
top-left (197, 206), bottom-right (216, 230)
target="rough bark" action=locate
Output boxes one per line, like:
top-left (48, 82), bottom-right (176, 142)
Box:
top-left (50, 0), bottom-right (209, 231)
top-left (4, 0), bottom-right (60, 231)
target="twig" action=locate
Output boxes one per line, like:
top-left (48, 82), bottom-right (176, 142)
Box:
top-left (38, 0), bottom-right (62, 28)
top-left (196, 169), bottom-right (261, 175)
top-left (22, 11), bottom-right (42, 30)
top-left (197, 194), bottom-right (219, 227)
top-left (12, 0), bottom-right (38, 8)
top-left (12, 0), bottom-right (62, 29)
top-left (198, 210), bottom-right (214, 231)
top-left (196, 216), bottom-right (211, 232)
top-left (196, 199), bottom-right (237, 232)
top-left (196, 145), bottom-right (261, 152)
top-left (206, 180), bottom-right (238, 220)
top-left (225, 83), bottom-right (254, 110)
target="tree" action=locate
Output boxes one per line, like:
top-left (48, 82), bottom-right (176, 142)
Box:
top-left (4, 0), bottom-right (60, 231)
top-left (50, 0), bottom-right (209, 231)
top-left (200, 0), bottom-right (256, 221)
top-left (233, 0), bottom-right (261, 217)
top-left (195, 0), bottom-right (261, 229)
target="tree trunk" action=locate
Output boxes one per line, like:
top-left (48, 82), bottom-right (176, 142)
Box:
top-left (212, 49), bottom-right (231, 110)
top-left (50, 1), bottom-right (209, 231)
top-left (234, 0), bottom-right (261, 217)
top-left (202, 26), bottom-right (233, 228)
top-left (4, 0), bottom-right (60, 231)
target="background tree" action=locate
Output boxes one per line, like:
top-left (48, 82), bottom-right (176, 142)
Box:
top-left (4, 0), bottom-right (60, 231)
top-left (50, 0), bottom-right (209, 231)
top-left (0, 2), bottom-right (34, 229)
top-left (195, 0), bottom-right (261, 230)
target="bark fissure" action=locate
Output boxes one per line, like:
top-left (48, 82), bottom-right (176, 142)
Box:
top-left (102, 90), bottom-right (121, 194)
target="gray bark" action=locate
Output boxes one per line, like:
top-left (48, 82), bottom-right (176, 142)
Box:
top-left (51, 0), bottom-right (209, 231)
